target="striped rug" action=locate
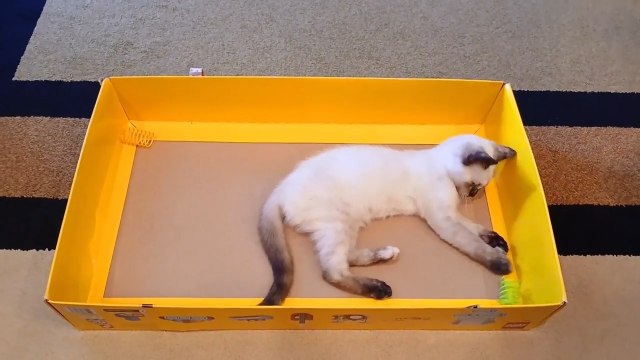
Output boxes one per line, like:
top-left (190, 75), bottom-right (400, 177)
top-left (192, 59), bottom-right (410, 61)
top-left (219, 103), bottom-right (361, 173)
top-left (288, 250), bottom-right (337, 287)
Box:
top-left (1, 1), bottom-right (638, 359)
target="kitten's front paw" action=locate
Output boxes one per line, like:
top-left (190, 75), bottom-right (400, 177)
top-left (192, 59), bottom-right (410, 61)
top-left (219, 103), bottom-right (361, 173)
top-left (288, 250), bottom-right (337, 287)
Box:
top-left (488, 254), bottom-right (512, 275)
top-left (364, 279), bottom-right (393, 300)
top-left (480, 231), bottom-right (509, 253)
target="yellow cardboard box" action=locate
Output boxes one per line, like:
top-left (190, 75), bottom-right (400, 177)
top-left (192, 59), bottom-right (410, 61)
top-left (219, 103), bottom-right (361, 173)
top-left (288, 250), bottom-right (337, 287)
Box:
top-left (45, 76), bottom-right (566, 331)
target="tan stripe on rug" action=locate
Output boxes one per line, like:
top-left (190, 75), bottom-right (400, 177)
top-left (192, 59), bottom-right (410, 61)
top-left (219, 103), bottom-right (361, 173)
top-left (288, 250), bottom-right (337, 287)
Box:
top-left (2, 119), bottom-right (638, 206)
top-left (0, 117), bottom-right (87, 199)
top-left (526, 126), bottom-right (640, 206)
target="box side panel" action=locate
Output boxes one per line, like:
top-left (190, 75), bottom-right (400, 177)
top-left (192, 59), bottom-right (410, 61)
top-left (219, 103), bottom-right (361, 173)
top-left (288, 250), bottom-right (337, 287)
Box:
top-left (46, 79), bottom-right (132, 303)
top-left (51, 302), bottom-right (561, 331)
top-left (109, 77), bottom-right (503, 125)
top-left (131, 122), bottom-right (483, 145)
top-left (481, 85), bottom-right (566, 305)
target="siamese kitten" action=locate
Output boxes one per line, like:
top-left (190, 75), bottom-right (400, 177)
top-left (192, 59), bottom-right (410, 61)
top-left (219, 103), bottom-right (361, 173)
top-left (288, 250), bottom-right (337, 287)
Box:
top-left (258, 134), bottom-right (516, 306)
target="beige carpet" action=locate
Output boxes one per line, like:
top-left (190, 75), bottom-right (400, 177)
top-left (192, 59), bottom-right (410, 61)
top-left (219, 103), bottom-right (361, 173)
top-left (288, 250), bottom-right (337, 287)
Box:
top-left (16, 0), bottom-right (640, 91)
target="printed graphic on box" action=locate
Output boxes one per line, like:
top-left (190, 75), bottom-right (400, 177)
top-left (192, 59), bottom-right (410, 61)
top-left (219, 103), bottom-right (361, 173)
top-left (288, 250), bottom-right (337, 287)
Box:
top-left (332, 314), bottom-right (368, 323)
top-left (103, 309), bottom-right (145, 321)
top-left (291, 313), bottom-right (313, 325)
top-left (159, 316), bottom-right (214, 324)
top-left (230, 315), bottom-right (274, 322)
top-left (65, 307), bottom-right (114, 328)
top-left (452, 309), bottom-right (506, 325)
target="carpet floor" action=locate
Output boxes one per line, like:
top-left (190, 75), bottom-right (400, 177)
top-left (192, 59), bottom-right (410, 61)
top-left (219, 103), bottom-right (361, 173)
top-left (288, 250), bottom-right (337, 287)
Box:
top-left (0, 0), bottom-right (638, 359)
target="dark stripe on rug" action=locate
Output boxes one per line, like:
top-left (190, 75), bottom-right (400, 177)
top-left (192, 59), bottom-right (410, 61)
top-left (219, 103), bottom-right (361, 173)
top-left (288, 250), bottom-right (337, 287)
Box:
top-left (0, 197), bottom-right (66, 250)
top-left (0, 81), bottom-right (100, 118)
top-left (0, 0), bottom-right (46, 81)
top-left (549, 205), bottom-right (640, 256)
top-left (2, 82), bottom-right (639, 122)
top-left (1, 197), bottom-right (638, 255)
top-left (514, 90), bottom-right (640, 128)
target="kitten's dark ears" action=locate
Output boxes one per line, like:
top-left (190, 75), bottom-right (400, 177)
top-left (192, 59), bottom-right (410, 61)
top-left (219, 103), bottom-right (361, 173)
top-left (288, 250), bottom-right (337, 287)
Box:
top-left (462, 151), bottom-right (498, 169)
top-left (495, 146), bottom-right (517, 161)
top-left (462, 146), bottom-right (516, 169)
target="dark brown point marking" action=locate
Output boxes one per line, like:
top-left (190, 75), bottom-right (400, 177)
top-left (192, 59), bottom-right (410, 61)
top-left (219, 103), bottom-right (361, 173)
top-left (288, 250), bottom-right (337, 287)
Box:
top-left (480, 230), bottom-right (509, 253)
top-left (322, 271), bottom-right (393, 300)
top-left (462, 150), bottom-right (498, 169)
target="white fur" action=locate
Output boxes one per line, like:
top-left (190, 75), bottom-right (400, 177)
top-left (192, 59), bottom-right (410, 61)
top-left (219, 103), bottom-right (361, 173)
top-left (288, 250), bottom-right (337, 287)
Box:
top-left (266, 134), bottom-right (512, 284)
top-left (378, 246), bottom-right (400, 260)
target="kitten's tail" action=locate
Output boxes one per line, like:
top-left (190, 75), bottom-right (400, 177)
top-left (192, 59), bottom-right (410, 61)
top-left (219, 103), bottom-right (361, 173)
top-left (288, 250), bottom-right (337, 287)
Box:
top-left (258, 196), bottom-right (293, 306)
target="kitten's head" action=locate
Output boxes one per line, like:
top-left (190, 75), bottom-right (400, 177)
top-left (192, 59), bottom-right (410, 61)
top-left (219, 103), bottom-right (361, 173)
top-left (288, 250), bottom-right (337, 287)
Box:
top-left (440, 135), bottom-right (516, 198)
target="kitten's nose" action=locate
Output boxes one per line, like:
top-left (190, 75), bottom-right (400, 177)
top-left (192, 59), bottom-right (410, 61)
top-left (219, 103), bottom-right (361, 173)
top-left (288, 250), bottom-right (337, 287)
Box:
top-left (469, 188), bottom-right (479, 197)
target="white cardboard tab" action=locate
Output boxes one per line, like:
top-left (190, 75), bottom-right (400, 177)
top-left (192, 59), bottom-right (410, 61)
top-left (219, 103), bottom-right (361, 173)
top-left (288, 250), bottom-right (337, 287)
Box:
top-left (189, 68), bottom-right (204, 76)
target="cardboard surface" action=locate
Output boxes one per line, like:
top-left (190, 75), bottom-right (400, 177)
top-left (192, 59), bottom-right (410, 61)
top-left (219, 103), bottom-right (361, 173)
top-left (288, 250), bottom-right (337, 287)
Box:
top-left (105, 142), bottom-right (500, 300)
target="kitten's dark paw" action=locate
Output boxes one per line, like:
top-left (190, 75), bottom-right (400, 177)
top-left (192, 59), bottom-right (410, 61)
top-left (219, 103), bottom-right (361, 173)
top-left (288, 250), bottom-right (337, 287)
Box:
top-left (364, 279), bottom-right (393, 300)
top-left (480, 231), bottom-right (509, 253)
top-left (488, 256), bottom-right (512, 275)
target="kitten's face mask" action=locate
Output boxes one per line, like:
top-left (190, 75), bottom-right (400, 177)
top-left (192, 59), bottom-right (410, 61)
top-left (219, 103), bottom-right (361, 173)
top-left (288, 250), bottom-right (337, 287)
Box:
top-left (457, 144), bottom-right (516, 198)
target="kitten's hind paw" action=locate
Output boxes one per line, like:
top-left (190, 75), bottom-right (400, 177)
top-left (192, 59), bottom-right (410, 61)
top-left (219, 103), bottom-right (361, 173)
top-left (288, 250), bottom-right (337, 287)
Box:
top-left (363, 279), bottom-right (393, 299)
top-left (480, 231), bottom-right (509, 253)
top-left (377, 246), bottom-right (400, 261)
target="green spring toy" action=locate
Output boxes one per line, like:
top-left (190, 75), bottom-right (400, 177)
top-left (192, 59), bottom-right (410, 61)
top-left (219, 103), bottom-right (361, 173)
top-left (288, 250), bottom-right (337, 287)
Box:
top-left (498, 278), bottom-right (520, 305)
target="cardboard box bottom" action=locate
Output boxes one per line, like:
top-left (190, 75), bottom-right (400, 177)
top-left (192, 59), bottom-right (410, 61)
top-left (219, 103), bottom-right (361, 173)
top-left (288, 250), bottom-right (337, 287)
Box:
top-left (106, 142), bottom-right (502, 300)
